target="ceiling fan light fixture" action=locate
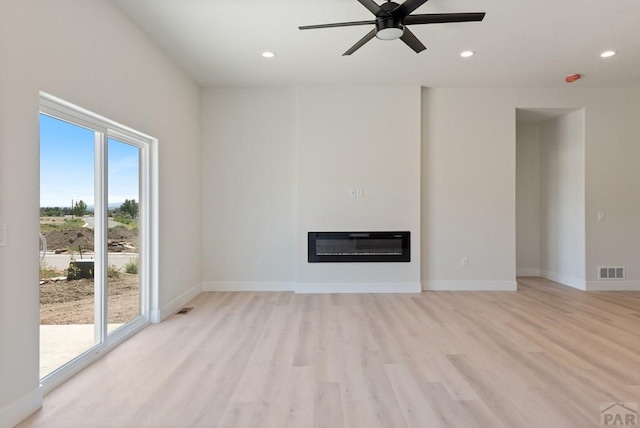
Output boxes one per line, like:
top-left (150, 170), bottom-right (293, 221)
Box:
top-left (376, 27), bottom-right (404, 40)
top-left (375, 19), bottom-right (404, 40)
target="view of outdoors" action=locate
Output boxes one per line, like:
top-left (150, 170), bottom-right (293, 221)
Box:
top-left (39, 114), bottom-right (141, 378)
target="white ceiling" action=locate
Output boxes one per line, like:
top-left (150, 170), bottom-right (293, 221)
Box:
top-left (515, 108), bottom-right (580, 125)
top-left (114, 0), bottom-right (640, 88)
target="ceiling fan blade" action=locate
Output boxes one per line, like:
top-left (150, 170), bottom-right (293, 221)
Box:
top-left (343, 28), bottom-right (377, 56)
top-left (299, 20), bottom-right (376, 30)
top-left (357, 0), bottom-right (388, 16)
top-left (404, 12), bottom-right (486, 25)
top-left (400, 28), bottom-right (426, 53)
top-left (392, 0), bottom-right (429, 18)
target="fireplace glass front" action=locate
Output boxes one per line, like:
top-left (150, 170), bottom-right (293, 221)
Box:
top-left (308, 231), bottom-right (410, 263)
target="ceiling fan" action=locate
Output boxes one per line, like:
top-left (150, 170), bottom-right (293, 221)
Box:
top-left (298, 0), bottom-right (485, 55)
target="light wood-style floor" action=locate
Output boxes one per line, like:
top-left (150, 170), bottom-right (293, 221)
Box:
top-left (19, 277), bottom-right (640, 427)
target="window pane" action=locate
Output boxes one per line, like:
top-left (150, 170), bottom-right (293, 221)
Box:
top-left (107, 138), bottom-right (141, 333)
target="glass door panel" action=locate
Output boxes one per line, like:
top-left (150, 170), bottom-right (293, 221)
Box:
top-left (39, 114), bottom-right (97, 378)
top-left (107, 138), bottom-right (141, 333)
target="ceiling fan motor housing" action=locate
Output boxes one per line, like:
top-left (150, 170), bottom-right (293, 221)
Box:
top-left (376, 18), bottom-right (405, 40)
top-left (379, 1), bottom-right (400, 15)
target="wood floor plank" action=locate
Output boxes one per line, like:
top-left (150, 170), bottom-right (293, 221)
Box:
top-left (446, 354), bottom-right (533, 427)
top-left (385, 364), bottom-right (446, 428)
top-left (217, 402), bottom-right (262, 428)
top-left (418, 382), bottom-right (489, 428)
top-left (314, 382), bottom-right (344, 428)
top-left (18, 278), bottom-right (640, 428)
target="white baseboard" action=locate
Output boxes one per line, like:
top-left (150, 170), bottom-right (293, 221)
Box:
top-left (586, 281), bottom-right (640, 291)
top-left (540, 270), bottom-right (586, 290)
top-left (516, 268), bottom-right (541, 277)
top-left (201, 282), bottom-right (421, 293)
top-left (0, 386), bottom-right (42, 428)
top-left (422, 281), bottom-right (518, 291)
top-left (294, 282), bottom-right (421, 294)
top-left (151, 282), bottom-right (203, 322)
top-left (202, 281), bottom-right (294, 292)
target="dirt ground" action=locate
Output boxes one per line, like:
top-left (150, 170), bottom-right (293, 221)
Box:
top-left (40, 274), bottom-right (139, 324)
top-left (39, 217), bottom-right (141, 325)
top-left (43, 226), bottom-right (138, 253)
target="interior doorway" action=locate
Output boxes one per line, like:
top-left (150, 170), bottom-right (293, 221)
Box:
top-left (515, 108), bottom-right (586, 289)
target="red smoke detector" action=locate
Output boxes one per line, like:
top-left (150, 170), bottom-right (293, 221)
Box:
top-left (565, 73), bottom-right (581, 83)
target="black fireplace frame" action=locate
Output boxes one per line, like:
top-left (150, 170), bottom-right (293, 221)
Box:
top-left (308, 231), bottom-right (410, 263)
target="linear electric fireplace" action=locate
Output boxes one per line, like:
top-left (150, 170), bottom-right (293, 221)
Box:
top-left (308, 231), bottom-right (410, 263)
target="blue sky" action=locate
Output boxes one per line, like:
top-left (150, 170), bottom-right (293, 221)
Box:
top-left (40, 114), bottom-right (139, 208)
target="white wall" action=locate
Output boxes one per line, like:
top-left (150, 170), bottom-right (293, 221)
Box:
top-left (516, 125), bottom-right (541, 276)
top-left (422, 89), bottom-right (518, 290)
top-left (201, 87), bottom-right (640, 294)
top-left (296, 86), bottom-right (421, 292)
top-left (584, 92), bottom-right (640, 290)
top-left (0, 2), bottom-right (41, 424)
top-left (421, 88), bottom-right (640, 291)
top-left (201, 88), bottom-right (296, 290)
top-left (0, 1), bottom-right (201, 425)
top-left (539, 111), bottom-right (586, 288)
top-left (200, 86), bottom-right (422, 292)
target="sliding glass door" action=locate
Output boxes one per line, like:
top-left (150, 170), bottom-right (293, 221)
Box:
top-left (39, 94), bottom-right (152, 387)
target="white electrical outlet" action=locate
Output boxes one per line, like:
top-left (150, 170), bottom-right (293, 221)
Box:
top-left (598, 211), bottom-right (606, 221)
top-left (349, 189), bottom-right (356, 198)
top-left (257, 257), bottom-right (263, 268)
top-left (0, 224), bottom-right (6, 247)
top-left (356, 188), bottom-right (364, 198)
top-left (462, 257), bottom-right (469, 267)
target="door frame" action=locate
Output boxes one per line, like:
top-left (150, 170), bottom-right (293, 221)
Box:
top-left (39, 92), bottom-right (158, 393)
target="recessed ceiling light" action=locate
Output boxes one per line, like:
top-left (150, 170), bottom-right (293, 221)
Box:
top-left (262, 51), bottom-right (275, 58)
top-left (600, 50), bottom-right (617, 58)
top-left (460, 50), bottom-right (474, 58)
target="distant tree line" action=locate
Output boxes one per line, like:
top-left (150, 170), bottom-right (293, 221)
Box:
top-left (41, 198), bottom-right (138, 219)
top-left (40, 200), bottom-right (90, 217)
top-left (40, 206), bottom-right (73, 217)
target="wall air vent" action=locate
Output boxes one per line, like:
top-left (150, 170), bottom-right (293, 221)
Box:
top-left (176, 307), bottom-right (194, 315)
top-left (598, 266), bottom-right (625, 280)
